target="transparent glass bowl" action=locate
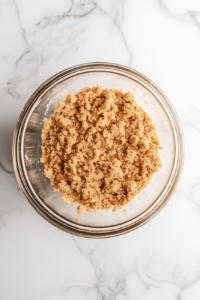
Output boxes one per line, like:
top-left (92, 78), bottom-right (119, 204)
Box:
top-left (13, 62), bottom-right (184, 238)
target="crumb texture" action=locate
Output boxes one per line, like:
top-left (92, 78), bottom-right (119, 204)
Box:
top-left (41, 86), bottom-right (161, 213)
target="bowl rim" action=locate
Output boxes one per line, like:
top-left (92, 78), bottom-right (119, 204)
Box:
top-left (12, 62), bottom-right (184, 238)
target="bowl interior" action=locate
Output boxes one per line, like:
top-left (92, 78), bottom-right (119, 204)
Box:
top-left (22, 70), bottom-right (175, 228)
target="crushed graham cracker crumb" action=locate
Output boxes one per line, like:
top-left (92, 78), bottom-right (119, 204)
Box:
top-left (41, 85), bottom-right (161, 214)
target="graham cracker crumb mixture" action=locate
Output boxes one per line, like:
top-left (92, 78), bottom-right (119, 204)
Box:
top-left (41, 86), bottom-right (161, 214)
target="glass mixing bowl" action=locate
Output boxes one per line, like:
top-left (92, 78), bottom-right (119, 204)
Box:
top-left (13, 62), bottom-right (184, 238)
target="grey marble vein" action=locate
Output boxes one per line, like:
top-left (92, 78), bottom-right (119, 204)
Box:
top-left (5, 0), bottom-right (132, 100)
top-left (64, 239), bottom-right (200, 300)
top-left (0, 208), bottom-right (22, 229)
top-left (0, 161), bottom-right (14, 175)
top-left (1, 0), bottom-right (200, 299)
top-left (13, 0), bottom-right (29, 49)
top-left (159, 0), bottom-right (200, 30)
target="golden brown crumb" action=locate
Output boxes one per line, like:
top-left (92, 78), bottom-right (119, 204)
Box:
top-left (41, 85), bottom-right (161, 213)
top-left (77, 204), bottom-right (85, 214)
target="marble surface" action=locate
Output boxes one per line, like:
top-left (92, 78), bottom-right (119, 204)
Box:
top-left (1, 0), bottom-right (200, 299)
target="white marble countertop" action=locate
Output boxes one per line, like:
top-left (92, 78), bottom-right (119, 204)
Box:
top-left (1, 0), bottom-right (200, 299)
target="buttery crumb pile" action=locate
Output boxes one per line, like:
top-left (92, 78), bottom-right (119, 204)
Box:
top-left (41, 86), bottom-right (161, 214)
